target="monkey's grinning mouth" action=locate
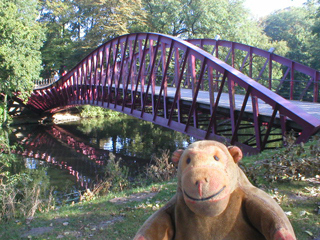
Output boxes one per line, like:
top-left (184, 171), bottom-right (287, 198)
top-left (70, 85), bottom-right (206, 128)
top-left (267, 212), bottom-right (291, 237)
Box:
top-left (184, 186), bottom-right (226, 201)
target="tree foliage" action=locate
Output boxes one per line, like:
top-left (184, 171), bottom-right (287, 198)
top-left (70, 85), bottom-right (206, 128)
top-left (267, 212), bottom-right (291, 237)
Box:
top-left (141, 0), bottom-right (274, 47)
top-left (311, 0), bottom-right (320, 70)
top-left (39, 0), bottom-right (286, 78)
top-left (0, 0), bottom-right (44, 124)
top-left (38, 0), bottom-right (75, 78)
top-left (260, 1), bottom-right (320, 100)
top-left (262, 1), bottom-right (319, 69)
top-left (39, 0), bottom-right (146, 77)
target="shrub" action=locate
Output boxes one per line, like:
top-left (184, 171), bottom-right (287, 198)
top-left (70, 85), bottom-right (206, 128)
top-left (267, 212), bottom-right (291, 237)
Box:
top-left (103, 153), bottom-right (129, 192)
top-left (242, 136), bottom-right (320, 183)
top-left (145, 150), bottom-right (176, 182)
top-left (78, 105), bottom-right (122, 119)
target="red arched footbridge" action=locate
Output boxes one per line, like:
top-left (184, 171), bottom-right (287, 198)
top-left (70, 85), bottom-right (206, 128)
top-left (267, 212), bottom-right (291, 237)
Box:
top-left (27, 33), bottom-right (320, 153)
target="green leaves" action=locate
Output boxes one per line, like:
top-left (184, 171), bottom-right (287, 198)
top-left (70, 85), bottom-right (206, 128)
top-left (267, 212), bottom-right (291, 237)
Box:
top-left (0, 0), bottom-right (44, 125)
top-left (262, 3), bottom-right (318, 69)
top-left (39, 0), bottom-right (147, 76)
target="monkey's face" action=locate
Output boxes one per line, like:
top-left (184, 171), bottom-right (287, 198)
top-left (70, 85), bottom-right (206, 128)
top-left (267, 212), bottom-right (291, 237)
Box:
top-left (173, 141), bottom-right (242, 217)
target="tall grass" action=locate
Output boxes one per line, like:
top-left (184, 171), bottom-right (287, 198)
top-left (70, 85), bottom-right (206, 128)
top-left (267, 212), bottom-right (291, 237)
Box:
top-left (0, 131), bottom-right (55, 222)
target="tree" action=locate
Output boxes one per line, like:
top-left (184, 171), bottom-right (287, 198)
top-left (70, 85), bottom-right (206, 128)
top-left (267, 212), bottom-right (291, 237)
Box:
top-left (39, 0), bottom-right (290, 84)
top-left (0, 0), bottom-right (45, 125)
top-left (311, 0), bottom-right (320, 70)
top-left (38, 0), bottom-right (74, 78)
top-left (260, 2), bottom-right (320, 100)
top-left (139, 0), bottom-right (289, 88)
top-left (38, 0), bottom-right (147, 77)
top-left (262, 3), bottom-right (318, 68)
top-left (141, 0), bottom-right (269, 45)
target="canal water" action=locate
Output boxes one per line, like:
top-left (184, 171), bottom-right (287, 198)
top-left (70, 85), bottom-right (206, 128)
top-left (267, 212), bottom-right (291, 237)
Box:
top-left (6, 115), bottom-right (195, 202)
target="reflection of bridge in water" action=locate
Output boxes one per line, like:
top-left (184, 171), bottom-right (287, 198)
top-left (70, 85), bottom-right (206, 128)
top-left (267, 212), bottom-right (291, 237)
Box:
top-left (26, 33), bottom-right (320, 153)
top-left (12, 125), bottom-right (149, 188)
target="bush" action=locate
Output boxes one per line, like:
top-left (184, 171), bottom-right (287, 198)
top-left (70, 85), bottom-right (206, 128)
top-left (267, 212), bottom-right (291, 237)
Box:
top-left (242, 136), bottom-right (320, 183)
top-left (145, 150), bottom-right (176, 182)
top-left (78, 105), bottom-right (122, 119)
top-left (102, 153), bottom-right (129, 192)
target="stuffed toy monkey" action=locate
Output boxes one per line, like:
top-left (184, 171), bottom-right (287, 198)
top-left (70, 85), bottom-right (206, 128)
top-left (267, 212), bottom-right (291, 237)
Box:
top-left (134, 140), bottom-right (296, 240)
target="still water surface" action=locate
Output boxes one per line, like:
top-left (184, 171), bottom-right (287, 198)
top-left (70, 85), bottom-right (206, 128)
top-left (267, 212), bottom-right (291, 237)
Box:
top-left (8, 116), bottom-right (195, 202)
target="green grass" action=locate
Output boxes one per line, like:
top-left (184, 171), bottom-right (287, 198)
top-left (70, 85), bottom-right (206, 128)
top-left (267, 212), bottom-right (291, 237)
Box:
top-left (1, 178), bottom-right (318, 239)
top-left (0, 182), bottom-right (177, 240)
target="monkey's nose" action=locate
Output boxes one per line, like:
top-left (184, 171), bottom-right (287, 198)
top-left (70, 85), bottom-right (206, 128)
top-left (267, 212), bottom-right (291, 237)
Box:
top-left (195, 178), bottom-right (208, 186)
top-left (195, 180), bottom-right (209, 197)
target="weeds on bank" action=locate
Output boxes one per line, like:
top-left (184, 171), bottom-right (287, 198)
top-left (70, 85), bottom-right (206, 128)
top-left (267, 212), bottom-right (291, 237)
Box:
top-left (0, 132), bottom-right (55, 222)
top-left (81, 150), bottom-right (176, 203)
top-left (0, 171), bottom-right (55, 221)
top-left (145, 150), bottom-right (176, 182)
top-left (81, 153), bottom-right (130, 202)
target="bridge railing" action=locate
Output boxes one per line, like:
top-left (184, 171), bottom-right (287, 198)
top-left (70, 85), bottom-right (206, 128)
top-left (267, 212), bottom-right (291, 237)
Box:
top-left (33, 78), bottom-right (57, 87)
top-left (28, 33), bottom-right (320, 152)
top-left (187, 39), bottom-right (320, 102)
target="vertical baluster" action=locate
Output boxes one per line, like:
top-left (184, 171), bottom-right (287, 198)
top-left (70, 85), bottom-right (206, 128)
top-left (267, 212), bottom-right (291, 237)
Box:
top-left (252, 95), bottom-right (261, 151)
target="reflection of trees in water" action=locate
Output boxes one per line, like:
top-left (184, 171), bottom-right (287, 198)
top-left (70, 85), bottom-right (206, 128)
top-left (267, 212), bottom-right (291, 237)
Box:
top-left (62, 115), bottom-right (194, 159)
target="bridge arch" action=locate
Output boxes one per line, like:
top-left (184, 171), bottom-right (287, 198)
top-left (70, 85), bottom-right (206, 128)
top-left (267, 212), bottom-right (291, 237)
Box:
top-left (27, 33), bottom-right (320, 153)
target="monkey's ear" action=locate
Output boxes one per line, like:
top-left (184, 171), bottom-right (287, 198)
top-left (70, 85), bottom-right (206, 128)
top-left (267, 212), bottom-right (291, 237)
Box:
top-left (172, 149), bottom-right (184, 166)
top-left (228, 146), bottom-right (243, 164)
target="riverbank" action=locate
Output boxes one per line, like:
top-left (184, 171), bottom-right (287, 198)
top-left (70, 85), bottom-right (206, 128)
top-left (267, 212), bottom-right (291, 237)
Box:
top-left (0, 177), bottom-right (319, 239)
top-left (0, 141), bottom-right (319, 240)
top-left (10, 108), bottom-right (82, 126)
top-left (9, 105), bottom-right (121, 126)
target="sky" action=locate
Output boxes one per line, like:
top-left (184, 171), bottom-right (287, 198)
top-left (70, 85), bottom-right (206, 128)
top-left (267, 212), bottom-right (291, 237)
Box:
top-left (244, 0), bottom-right (307, 17)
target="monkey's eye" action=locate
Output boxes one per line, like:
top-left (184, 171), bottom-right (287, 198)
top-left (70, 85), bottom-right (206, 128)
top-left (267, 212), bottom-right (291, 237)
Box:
top-left (186, 158), bottom-right (191, 164)
top-left (214, 155), bottom-right (219, 161)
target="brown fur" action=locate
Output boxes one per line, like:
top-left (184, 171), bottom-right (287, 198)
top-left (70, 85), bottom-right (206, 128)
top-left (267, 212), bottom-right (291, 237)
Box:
top-left (134, 140), bottom-right (296, 240)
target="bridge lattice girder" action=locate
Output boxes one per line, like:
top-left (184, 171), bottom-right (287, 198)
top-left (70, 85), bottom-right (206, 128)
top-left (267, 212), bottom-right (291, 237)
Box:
top-left (187, 39), bottom-right (320, 102)
top-left (27, 33), bottom-right (320, 153)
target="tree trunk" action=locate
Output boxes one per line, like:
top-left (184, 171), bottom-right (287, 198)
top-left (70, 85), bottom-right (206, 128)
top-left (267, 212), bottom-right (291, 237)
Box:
top-left (3, 93), bottom-right (8, 126)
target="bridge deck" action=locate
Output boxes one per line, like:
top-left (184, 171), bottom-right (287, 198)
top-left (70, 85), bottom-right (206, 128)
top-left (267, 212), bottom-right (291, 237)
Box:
top-left (127, 85), bottom-right (320, 121)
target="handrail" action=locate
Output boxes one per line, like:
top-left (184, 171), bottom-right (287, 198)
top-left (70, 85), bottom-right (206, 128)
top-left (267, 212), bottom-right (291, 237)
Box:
top-left (187, 39), bottom-right (320, 102)
top-left (34, 78), bottom-right (57, 87)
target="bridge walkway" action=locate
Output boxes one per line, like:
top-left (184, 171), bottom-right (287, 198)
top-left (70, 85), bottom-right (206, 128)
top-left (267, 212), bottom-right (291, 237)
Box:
top-left (75, 84), bottom-right (320, 123)
top-left (154, 85), bottom-right (320, 120)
